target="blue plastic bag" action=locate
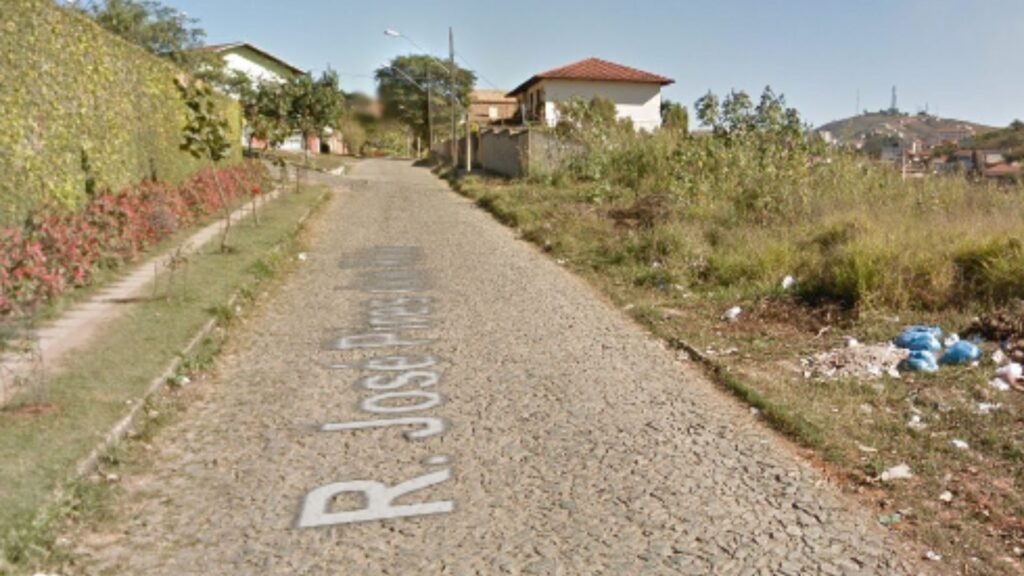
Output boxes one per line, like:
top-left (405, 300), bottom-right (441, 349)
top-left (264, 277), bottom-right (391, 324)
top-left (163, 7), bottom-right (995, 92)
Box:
top-left (940, 341), bottom-right (982, 365)
top-left (894, 326), bottom-right (943, 352)
top-left (899, 350), bottom-right (939, 373)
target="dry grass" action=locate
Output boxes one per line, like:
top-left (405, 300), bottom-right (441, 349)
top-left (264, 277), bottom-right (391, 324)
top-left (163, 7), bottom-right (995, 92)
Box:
top-left (450, 155), bottom-right (1024, 574)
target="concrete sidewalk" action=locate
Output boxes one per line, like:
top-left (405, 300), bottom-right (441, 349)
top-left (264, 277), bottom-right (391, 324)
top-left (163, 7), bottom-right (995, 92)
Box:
top-left (0, 187), bottom-right (280, 405)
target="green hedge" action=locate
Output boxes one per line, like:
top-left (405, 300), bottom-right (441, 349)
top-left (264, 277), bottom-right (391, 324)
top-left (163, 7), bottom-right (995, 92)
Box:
top-left (0, 0), bottom-right (241, 225)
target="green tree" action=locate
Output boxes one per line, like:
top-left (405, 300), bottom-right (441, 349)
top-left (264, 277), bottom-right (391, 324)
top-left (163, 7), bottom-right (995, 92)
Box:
top-left (555, 96), bottom-right (620, 138)
top-left (661, 100), bottom-right (688, 134)
top-left (78, 0), bottom-right (226, 85)
top-left (176, 78), bottom-right (234, 251)
top-left (239, 81), bottom-right (293, 152)
top-left (374, 55), bottom-right (476, 142)
top-left (695, 91), bottom-right (721, 132)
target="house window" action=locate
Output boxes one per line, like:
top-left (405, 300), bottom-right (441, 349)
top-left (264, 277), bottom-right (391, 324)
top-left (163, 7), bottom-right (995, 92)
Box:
top-left (488, 106), bottom-right (498, 120)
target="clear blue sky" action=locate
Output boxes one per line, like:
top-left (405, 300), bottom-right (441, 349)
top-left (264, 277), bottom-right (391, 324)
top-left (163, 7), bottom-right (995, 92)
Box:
top-left (170, 0), bottom-right (1022, 128)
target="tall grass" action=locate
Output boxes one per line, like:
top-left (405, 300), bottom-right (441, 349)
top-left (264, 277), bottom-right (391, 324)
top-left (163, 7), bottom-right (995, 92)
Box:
top-left (475, 98), bottom-right (1024, 314)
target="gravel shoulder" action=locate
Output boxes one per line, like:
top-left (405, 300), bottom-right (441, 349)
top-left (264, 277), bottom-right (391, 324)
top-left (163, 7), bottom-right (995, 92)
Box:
top-left (68, 160), bottom-right (928, 575)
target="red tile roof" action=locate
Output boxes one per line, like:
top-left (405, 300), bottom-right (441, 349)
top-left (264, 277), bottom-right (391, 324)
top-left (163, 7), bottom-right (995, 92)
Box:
top-left (507, 57), bottom-right (674, 96)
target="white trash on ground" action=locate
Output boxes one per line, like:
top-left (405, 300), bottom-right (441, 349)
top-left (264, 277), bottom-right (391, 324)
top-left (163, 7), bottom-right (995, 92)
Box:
top-left (995, 362), bottom-right (1022, 384)
top-left (880, 463), bottom-right (914, 482)
top-left (977, 402), bottom-right (1002, 415)
top-left (781, 275), bottom-right (796, 290)
top-left (907, 415), bottom-right (927, 430)
top-left (990, 378), bottom-right (1012, 392)
top-left (951, 439), bottom-right (969, 450)
top-left (721, 306), bottom-right (742, 321)
top-left (939, 491), bottom-right (954, 503)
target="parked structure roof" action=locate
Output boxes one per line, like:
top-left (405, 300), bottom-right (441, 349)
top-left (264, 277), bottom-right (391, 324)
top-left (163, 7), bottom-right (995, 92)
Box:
top-left (507, 57), bottom-right (674, 97)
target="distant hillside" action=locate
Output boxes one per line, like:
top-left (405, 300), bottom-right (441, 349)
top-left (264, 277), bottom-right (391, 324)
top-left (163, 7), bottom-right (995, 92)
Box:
top-left (816, 112), bottom-right (995, 145)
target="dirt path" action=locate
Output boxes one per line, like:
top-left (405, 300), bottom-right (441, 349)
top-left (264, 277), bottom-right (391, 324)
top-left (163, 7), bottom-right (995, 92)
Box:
top-left (70, 160), bottom-right (926, 575)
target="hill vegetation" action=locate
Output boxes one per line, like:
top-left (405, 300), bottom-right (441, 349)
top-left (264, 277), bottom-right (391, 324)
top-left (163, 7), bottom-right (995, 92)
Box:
top-left (969, 120), bottom-right (1024, 160)
top-left (817, 111), bottom-right (994, 145)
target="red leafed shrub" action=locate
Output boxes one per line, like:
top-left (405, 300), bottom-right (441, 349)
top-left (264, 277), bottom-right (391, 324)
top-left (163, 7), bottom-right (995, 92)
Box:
top-left (0, 162), bottom-right (267, 316)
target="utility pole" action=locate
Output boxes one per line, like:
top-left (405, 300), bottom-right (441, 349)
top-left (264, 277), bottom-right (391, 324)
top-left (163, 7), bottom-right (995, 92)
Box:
top-left (465, 113), bottom-right (472, 171)
top-left (426, 65), bottom-right (433, 154)
top-left (449, 26), bottom-right (457, 170)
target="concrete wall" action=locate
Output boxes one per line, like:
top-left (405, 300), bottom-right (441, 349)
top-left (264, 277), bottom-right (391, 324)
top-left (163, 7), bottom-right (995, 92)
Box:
top-left (478, 129), bottom-right (529, 177)
top-left (527, 131), bottom-right (582, 175)
top-left (523, 79), bottom-right (664, 132)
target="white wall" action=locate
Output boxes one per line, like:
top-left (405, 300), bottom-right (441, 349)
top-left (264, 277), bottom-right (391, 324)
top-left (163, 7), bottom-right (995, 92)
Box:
top-left (528, 79), bottom-right (664, 132)
top-left (223, 52), bottom-right (287, 85)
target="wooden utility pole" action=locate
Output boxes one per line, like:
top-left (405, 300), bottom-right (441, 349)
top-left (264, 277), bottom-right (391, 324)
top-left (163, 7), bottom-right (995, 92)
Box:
top-left (449, 27), bottom-right (457, 169)
top-left (465, 114), bottom-right (472, 171)
top-left (426, 65), bottom-right (433, 152)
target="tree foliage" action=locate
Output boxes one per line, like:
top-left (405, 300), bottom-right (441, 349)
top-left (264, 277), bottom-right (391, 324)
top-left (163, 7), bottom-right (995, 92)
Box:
top-left (555, 96), bottom-right (626, 139)
top-left (239, 81), bottom-right (293, 150)
top-left (375, 55), bottom-right (476, 142)
top-left (285, 70), bottom-right (344, 145)
top-left (76, 0), bottom-right (226, 85)
top-left (661, 100), bottom-right (689, 134)
top-left (695, 86), bottom-right (804, 140)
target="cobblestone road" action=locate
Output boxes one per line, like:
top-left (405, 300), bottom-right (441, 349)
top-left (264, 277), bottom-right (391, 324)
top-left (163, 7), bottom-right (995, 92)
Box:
top-left (71, 160), bottom-right (926, 575)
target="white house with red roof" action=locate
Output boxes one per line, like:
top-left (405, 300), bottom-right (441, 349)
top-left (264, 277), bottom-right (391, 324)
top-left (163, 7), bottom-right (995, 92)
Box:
top-left (507, 57), bottom-right (674, 131)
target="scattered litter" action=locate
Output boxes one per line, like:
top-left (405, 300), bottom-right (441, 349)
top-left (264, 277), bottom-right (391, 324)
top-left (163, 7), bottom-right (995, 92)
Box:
top-left (939, 491), bottom-right (954, 503)
top-left (943, 333), bottom-right (960, 348)
top-left (749, 407), bottom-right (761, 417)
top-left (781, 275), bottom-right (796, 290)
top-left (721, 306), bottom-right (742, 322)
top-left (977, 402), bottom-right (1002, 415)
top-left (992, 349), bottom-right (1008, 365)
top-left (971, 302), bottom-right (1024, 362)
top-left (556, 259), bottom-right (567, 265)
top-left (857, 443), bottom-right (878, 453)
top-left (802, 343), bottom-right (907, 381)
top-left (105, 473), bottom-right (120, 483)
top-left (893, 326), bottom-right (942, 353)
top-left (951, 439), bottom-right (970, 450)
top-left (887, 366), bottom-right (902, 379)
top-left (995, 362), bottom-right (1023, 384)
top-left (297, 252), bottom-right (308, 262)
top-left (899, 350), bottom-right (938, 373)
top-left (651, 261), bottom-right (662, 269)
top-left (842, 336), bottom-right (860, 348)
top-left (878, 512), bottom-right (902, 526)
top-left (859, 403), bottom-right (875, 414)
top-left (880, 463), bottom-right (914, 482)
top-left (939, 341), bottom-right (981, 365)
top-left (990, 378), bottom-right (1011, 392)
top-left (623, 304), bottom-right (635, 311)
top-left (907, 415), bottom-right (927, 431)
top-left (923, 550), bottom-right (942, 562)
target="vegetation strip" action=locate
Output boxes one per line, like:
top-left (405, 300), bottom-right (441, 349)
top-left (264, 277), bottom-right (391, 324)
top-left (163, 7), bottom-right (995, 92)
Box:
top-left (438, 123), bottom-right (1024, 573)
top-left (0, 179), bottom-right (279, 405)
top-left (0, 183), bottom-right (331, 570)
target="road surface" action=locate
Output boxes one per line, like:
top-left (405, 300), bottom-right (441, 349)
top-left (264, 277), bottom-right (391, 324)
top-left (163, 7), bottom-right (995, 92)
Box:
top-left (72, 160), bottom-right (921, 575)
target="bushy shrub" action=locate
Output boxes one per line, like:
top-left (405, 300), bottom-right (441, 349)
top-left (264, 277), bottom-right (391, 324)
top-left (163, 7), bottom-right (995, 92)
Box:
top-left (0, 162), bottom-right (266, 316)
